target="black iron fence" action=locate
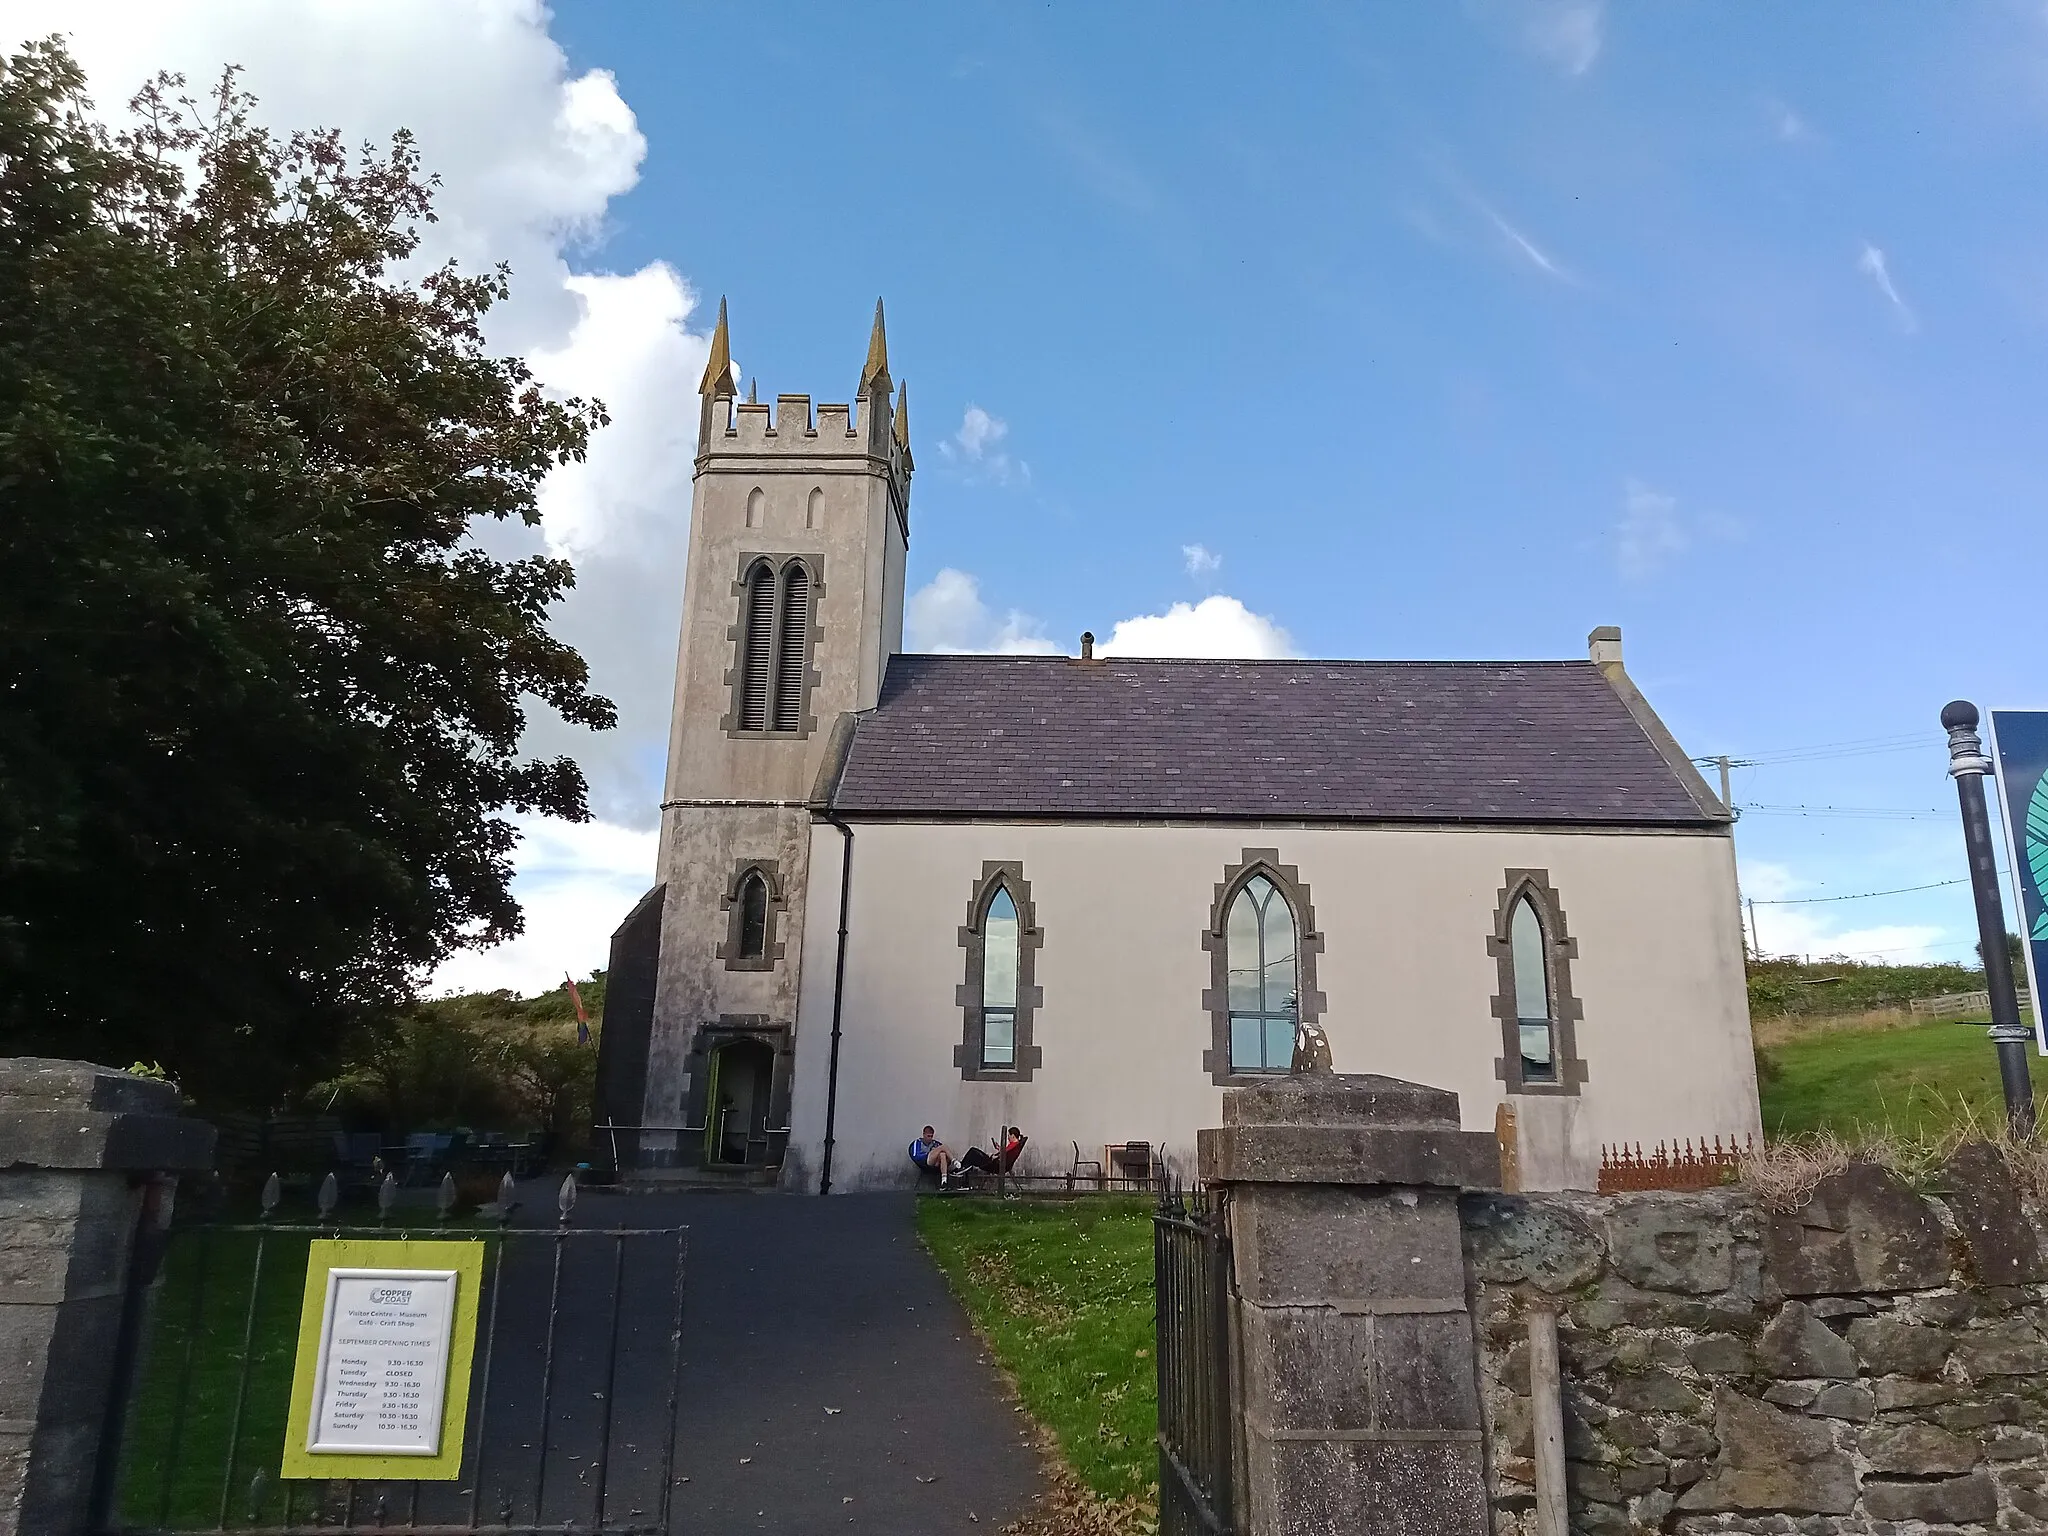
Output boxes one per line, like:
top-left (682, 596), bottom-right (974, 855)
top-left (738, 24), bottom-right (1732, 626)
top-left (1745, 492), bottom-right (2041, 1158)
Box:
top-left (1154, 1186), bottom-right (1238, 1536)
top-left (98, 1172), bottom-right (687, 1535)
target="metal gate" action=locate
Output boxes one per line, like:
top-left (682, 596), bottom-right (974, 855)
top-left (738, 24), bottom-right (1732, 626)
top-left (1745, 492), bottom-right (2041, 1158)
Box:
top-left (97, 1174), bottom-right (687, 1535)
top-left (1153, 1187), bottom-right (1237, 1536)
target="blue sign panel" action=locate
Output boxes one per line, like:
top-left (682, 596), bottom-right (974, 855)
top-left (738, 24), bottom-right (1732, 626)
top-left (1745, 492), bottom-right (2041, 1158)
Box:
top-left (1990, 709), bottom-right (2048, 1052)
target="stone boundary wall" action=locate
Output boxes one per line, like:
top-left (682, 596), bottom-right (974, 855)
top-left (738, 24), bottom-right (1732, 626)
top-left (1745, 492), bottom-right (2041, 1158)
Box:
top-left (1464, 1146), bottom-right (2048, 1534)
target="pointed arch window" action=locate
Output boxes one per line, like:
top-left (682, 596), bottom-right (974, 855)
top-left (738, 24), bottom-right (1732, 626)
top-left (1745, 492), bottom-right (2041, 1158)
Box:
top-left (1509, 896), bottom-right (1554, 1083)
top-left (956, 862), bottom-right (1043, 1080)
top-left (980, 887), bottom-right (1020, 1067)
top-left (725, 555), bottom-right (821, 738)
top-left (736, 563), bottom-right (775, 732)
top-left (1227, 876), bottom-right (1298, 1073)
top-left (718, 860), bottom-right (785, 971)
top-left (1203, 851), bottom-right (1324, 1084)
top-left (1489, 870), bottom-right (1586, 1094)
top-left (736, 870), bottom-right (770, 962)
top-left (772, 563), bottom-right (810, 733)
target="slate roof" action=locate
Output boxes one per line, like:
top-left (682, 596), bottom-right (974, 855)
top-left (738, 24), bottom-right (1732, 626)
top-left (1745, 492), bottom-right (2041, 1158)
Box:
top-left (827, 654), bottom-right (1722, 826)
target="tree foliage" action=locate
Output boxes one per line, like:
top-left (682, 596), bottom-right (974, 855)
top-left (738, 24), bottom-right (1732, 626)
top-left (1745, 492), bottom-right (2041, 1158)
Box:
top-left (0, 40), bottom-right (612, 1105)
top-left (313, 975), bottom-right (605, 1143)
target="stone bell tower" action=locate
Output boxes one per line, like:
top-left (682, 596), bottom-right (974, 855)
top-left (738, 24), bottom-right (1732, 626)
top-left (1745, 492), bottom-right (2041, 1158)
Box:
top-left (608, 300), bottom-right (910, 1171)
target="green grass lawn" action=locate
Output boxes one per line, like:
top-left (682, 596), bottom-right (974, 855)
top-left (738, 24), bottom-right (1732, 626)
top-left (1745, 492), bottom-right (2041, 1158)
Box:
top-left (120, 1228), bottom-right (313, 1529)
top-left (916, 1196), bottom-right (1158, 1507)
top-left (1757, 1019), bottom-right (2019, 1138)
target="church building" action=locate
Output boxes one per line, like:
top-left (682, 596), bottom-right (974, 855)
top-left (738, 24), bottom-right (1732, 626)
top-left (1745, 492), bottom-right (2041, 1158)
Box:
top-left (591, 303), bottom-right (1761, 1194)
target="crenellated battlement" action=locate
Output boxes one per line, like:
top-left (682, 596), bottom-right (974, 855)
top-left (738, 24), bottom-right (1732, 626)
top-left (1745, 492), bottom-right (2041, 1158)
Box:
top-left (693, 298), bottom-right (914, 505)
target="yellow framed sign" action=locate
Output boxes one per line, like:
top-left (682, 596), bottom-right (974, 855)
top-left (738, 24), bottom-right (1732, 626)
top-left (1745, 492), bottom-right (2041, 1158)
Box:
top-left (280, 1238), bottom-right (484, 1481)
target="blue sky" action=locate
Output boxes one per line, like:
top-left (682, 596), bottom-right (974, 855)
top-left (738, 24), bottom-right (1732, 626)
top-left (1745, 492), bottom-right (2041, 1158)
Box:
top-left (547, 0), bottom-right (2048, 970)
top-left (34, 1), bottom-right (2048, 985)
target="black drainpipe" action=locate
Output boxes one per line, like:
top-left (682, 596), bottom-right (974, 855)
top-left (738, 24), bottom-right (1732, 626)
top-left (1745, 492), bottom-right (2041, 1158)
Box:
top-left (818, 811), bottom-right (855, 1195)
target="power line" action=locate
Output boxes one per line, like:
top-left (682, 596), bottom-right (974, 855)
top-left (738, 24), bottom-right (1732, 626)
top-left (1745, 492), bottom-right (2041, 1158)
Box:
top-left (1750, 877), bottom-right (1970, 906)
top-left (1715, 731), bottom-right (1936, 767)
top-left (1739, 802), bottom-right (1946, 821)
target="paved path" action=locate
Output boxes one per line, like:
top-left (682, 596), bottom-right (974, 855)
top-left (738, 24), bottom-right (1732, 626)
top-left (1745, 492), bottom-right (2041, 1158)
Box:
top-left (578, 1189), bottom-right (1046, 1535)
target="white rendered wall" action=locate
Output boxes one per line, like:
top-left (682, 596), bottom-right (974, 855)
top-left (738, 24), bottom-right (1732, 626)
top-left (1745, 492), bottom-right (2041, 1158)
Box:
top-left (785, 820), bottom-right (1757, 1193)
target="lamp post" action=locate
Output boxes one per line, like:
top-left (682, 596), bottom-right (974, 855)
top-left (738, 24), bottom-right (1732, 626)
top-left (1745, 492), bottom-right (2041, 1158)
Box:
top-left (1942, 700), bottom-right (2035, 1136)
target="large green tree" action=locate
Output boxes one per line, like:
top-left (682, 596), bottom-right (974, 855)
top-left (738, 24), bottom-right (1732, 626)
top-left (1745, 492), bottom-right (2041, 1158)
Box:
top-left (0, 40), bottom-right (614, 1105)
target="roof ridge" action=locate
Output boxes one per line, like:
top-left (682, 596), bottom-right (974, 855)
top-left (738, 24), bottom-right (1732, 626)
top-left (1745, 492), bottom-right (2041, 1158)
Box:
top-left (896, 653), bottom-right (1594, 668)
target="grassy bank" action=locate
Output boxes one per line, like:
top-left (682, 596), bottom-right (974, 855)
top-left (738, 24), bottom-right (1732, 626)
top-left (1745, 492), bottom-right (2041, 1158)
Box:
top-left (916, 1197), bottom-right (1158, 1510)
top-left (1756, 1017), bottom-right (2015, 1138)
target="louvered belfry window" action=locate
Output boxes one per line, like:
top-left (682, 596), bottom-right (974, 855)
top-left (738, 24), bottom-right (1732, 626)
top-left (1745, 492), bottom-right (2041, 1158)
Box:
top-left (737, 563), bottom-right (776, 731)
top-left (772, 563), bottom-right (810, 732)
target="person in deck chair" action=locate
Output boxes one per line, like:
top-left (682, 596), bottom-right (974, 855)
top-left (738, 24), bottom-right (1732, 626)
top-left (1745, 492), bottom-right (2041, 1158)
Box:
top-left (957, 1126), bottom-right (1028, 1180)
top-left (909, 1125), bottom-right (956, 1186)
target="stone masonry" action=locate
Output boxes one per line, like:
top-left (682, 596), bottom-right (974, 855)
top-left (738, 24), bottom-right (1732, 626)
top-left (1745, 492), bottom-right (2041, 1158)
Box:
top-left (1200, 1072), bottom-right (1502, 1535)
top-left (0, 1059), bottom-right (213, 1536)
top-left (1467, 1145), bottom-right (2048, 1533)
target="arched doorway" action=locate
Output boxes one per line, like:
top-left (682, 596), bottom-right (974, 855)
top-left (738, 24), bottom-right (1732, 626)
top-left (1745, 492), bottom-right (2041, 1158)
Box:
top-left (702, 1036), bottom-right (778, 1168)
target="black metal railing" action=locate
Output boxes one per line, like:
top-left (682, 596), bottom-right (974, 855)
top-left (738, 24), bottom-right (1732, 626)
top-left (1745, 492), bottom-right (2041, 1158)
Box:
top-left (99, 1171), bottom-right (687, 1535)
top-left (1154, 1186), bottom-right (1237, 1536)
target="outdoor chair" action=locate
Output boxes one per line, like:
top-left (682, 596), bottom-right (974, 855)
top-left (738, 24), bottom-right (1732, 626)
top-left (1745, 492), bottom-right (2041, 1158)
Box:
top-left (1069, 1141), bottom-right (1104, 1191)
top-left (1110, 1141), bottom-right (1154, 1189)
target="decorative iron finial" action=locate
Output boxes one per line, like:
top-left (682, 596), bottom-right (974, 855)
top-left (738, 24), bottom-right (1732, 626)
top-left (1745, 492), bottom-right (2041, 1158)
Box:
top-left (858, 297), bottom-right (891, 398)
top-left (317, 1172), bottom-right (339, 1221)
top-left (377, 1171), bottom-right (397, 1223)
top-left (1290, 1019), bottom-right (1335, 1074)
top-left (437, 1172), bottom-right (458, 1222)
top-left (557, 1172), bottom-right (578, 1225)
top-left (698, 296), bottom-right (738, 399)
top-left (260, 1172), bottom-right (281, 1218)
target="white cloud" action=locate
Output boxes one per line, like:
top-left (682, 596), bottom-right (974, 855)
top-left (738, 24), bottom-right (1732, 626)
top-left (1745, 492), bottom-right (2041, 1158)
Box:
top-left (1614, 480), bottom-right (1688, 581)
top-left (906, 569), bottom-right (1061, 655)
top-left (431, 817), bottom-right (659, 994)
top-left (1182, 543), bottom-right (1223, 579)
top-left (1741, 861), bottom-right (1949, 964)
top-left (1858, 242), bottom-right (1918, 332)
top-left (1098, 596), bottom-right (1297, 659)
top-left (1767, 99), bottom-right (1815, 143)
top-left (938, 404), bottom-right (1029, 484)
top-left (24, 0), bottom-right (707, 995)
top-left (1522, 0), bottom-right (1604, 78)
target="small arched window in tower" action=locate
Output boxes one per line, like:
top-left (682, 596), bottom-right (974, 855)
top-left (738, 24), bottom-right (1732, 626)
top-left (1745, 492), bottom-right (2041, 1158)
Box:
top-left (736, 869), bottom-right (770, 962)
top-left (772, 563), bottom-right (810, 732)
top-left (746, 486), bottom-right (765, 528)
top-left (1226, 874), bottom-right (1298, 1073)
top-left (806, 486), bottom-right (823, 529)
top-left (1510, 895), bottom-right (1556, 1083)
top-left (980, 885), bottom-right (1020, 1067)
top-left (737, 563), bottom-right (775, 731)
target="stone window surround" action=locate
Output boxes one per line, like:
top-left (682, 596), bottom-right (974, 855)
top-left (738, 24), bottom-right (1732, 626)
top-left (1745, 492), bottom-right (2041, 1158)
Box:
top-left (715, 858), bottom-right (787, 972)
top-left (1201, 848), bottom-right (1326, 1086)
top-left (1488, 868), bottom-right (1588, 1095)
top-left (679, 1015), bottom-right (794, 1170)
top-left (954, 860), bottom-right (1045, 1082)
top-left (720, 551), bottom-right (825, 740)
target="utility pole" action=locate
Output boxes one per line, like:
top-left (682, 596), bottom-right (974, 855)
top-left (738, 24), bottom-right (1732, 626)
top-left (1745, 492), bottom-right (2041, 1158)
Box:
top-left (1942, 701), bottom-right (2035, 1135)
top-left (1746, 898), bottom-right (1761, 961)
top-left (1707, 755), bottom-right (1738, 819)
top-left (1701, 754), bottom-right (1753, 964)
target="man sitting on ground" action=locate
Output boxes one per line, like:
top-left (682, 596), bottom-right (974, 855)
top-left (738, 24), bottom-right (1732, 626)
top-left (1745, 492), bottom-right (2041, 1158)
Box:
top-left (909, 1125), bottom-right (955, 1186)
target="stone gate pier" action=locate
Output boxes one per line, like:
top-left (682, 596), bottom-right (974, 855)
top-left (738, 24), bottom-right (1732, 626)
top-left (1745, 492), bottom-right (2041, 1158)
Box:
top-left (1198, 1072), bottom-right (1502, 1536)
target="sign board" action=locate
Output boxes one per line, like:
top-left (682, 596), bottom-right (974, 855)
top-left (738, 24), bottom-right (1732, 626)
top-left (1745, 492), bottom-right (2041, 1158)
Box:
top-left (281, 1238), bottom-right (484, 1481)
top-left (1989, 709), bottom-right (2048, 1055)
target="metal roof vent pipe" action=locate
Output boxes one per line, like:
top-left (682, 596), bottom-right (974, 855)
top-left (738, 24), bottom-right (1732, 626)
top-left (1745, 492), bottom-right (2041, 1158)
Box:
top-left (1079, 631), bottom-right (1095, 661)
